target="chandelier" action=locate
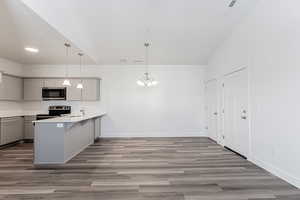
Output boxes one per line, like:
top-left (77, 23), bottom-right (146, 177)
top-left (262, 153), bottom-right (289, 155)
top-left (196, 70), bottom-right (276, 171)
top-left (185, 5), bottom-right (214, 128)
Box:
top-left (136, 43), bottom-right (158, 87)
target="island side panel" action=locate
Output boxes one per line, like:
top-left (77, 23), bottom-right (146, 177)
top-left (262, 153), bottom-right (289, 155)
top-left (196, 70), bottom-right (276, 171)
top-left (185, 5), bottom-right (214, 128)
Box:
top-left (34, 123), bottom-right (65, 164)
top-left (94, 117), bottom-right (101, 140)
top-left (64, 119), bottom-right (95, 162)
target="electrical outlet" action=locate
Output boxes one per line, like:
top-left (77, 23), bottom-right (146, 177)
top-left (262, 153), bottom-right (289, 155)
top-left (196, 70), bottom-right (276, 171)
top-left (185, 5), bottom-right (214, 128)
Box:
top-left (56, 123), bottom-right (64, 128)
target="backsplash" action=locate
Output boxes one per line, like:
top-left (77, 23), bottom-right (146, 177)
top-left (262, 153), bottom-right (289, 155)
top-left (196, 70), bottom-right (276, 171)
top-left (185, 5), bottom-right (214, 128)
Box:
top-left (22, 100), bottom-right (105, 115)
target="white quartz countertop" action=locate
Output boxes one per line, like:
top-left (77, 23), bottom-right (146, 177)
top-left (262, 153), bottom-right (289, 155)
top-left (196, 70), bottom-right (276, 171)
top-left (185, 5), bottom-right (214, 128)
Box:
top-left (33, 112), bottom-right (106, 123)
top-left (0, 111), bottom-right (47, 118)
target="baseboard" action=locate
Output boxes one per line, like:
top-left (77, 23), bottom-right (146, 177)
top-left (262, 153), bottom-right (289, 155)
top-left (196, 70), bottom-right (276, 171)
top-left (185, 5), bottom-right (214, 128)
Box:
top-left (249, 156), bottom-right (300, 189)
top-left (207, 135), bottom-right (300, 189)
top-left (101, 131), bottom-right (206, 138)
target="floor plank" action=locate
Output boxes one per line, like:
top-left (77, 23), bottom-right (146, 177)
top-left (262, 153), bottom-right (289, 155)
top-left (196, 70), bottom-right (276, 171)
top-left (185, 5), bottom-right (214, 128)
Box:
top-left (0, 137), bottom-right (298, 200)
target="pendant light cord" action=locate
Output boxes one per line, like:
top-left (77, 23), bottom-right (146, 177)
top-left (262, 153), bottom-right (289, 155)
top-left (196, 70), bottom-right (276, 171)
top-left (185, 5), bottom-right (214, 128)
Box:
top-left (78, 53), bottom-right (83, 83)
top-left (145, 42), bottom-right (149, 76)
top-left (65, 43), bottom-right (71, 78)
top-left (79, 53), bottom-right (82, 75)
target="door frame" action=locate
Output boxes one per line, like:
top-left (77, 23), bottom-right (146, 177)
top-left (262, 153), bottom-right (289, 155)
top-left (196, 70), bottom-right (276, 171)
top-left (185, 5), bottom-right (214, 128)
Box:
top-left (222, 67), bottom-right (251, 158)
top-left (204, 78), bottom-right (220, 143)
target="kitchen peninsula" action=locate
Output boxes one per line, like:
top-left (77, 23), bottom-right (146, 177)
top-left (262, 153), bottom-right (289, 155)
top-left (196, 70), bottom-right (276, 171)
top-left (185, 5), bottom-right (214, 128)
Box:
top-left (34, 112), bottom-right (106, 165)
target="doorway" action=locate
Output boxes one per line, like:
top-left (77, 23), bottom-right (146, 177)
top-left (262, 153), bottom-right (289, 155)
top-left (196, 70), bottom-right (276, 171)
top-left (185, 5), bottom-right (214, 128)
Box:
top-left (205, 79), bottom-right (218, 142)
top-left (223, 68), bottom-right (249, 158)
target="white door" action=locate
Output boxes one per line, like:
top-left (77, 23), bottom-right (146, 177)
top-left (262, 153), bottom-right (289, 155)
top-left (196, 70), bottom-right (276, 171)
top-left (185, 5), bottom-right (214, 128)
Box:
top-left (224, 68), bottom-right (249, 157)
top-left (205, 80), bottom-right (218, 142)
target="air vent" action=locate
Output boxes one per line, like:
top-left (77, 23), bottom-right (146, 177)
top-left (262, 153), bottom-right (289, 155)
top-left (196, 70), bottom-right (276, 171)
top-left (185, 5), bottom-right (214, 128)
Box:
top-left (133, 60), bottom-right (144, 63)
top-left (229, 0), bottom-right (237, 7)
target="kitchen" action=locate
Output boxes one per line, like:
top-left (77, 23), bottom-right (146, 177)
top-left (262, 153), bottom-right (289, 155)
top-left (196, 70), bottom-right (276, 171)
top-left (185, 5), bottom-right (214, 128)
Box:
top-left (0, 73), bottom-right (106, 164)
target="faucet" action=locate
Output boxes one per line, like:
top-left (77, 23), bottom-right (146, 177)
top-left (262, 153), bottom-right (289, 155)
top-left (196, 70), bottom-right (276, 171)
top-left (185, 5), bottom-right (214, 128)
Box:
top-left (80, 108), bottom-right (86, 116)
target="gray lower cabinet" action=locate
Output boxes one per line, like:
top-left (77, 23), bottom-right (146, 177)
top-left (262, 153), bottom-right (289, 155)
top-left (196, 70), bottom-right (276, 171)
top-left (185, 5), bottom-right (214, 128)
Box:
top-left (0, 75), bottom-right (23, 101)
top-left (23, 79), bottom-right (44, 101)
top-left (0, 117), bottom-right (24, 145)
top-left (24, 115), bottom-right (36, 140)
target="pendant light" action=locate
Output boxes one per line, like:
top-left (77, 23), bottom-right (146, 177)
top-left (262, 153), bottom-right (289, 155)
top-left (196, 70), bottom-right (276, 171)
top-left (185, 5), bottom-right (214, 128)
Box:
top-left (136, 43), bottom-right (158, 87)
top-left (63, 43), bottom-right (71, 86)
top-left (77, 53), bottom-right (84, 89)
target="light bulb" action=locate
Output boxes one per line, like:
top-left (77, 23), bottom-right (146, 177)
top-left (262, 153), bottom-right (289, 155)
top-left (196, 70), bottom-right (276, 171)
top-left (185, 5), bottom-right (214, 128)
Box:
top-left (152, 81), bottom-right (158, 86)
top-left (63, 79), bottom-right (71, 86)
top-left (77, 83), bottom-right (83, 89)
top-left (137, 80), bottom-right (145, 86)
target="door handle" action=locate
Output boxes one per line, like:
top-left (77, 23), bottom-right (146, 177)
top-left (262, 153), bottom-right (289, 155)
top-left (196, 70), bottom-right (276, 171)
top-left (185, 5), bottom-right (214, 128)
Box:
top-left (241, 110), bottom-right (247, 120)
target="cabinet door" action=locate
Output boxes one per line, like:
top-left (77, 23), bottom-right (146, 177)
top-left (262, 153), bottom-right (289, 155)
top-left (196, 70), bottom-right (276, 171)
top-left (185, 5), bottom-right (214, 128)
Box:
top-left (44, 79), bottom-right (64, 87)
top-left (24, 116), bottom-right (36, 139)
top-left (67, 79), bottom-right (82, 101)
top-left (24, 79), bottom-right (44, 101)
top-left (0, 117), bottom-right (23, 145)
top-left (81, 79), bottom-right (100, 101)
top-left (0, 75), bottom-right (23, 101)
top-left (7, 77), bottom-right (23, 101)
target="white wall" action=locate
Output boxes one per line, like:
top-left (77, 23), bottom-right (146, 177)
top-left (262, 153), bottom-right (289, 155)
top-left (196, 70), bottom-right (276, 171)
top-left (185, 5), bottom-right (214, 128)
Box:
top-left (0, 57), bottom-right (23, 113)
top-left (206, 0), bottom-right (300, 188)
top-left (23, 64), bottom-right (206, 137)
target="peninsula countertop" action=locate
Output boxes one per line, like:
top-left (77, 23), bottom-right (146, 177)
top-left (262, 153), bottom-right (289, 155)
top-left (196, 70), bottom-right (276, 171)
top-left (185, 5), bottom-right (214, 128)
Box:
top-left (0, 111), bottom-right (47, 118)
top-left (33, 112), bottom-right (106, 123)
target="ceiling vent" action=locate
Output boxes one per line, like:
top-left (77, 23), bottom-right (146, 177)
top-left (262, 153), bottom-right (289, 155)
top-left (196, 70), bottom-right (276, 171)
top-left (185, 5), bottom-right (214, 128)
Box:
top-left (229, 0), bottom-right (237, 7)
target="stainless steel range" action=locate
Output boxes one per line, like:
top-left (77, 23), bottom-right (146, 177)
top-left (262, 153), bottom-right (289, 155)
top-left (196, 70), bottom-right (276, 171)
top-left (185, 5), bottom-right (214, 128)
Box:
top-left (36, 106), bottom-right (71, 120)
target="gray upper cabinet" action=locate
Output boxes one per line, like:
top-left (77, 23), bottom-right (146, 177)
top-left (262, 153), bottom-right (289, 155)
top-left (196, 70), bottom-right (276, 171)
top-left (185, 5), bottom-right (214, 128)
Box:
top-left (23, 79), bottom-right (44, 101)
top-left (67, 79), bottom-right (82, 101)
top-left (0, 75), bottom-right (23, 101)
top-left (81, 79), bottom-right (100, 101)
top-left (44, 79), bottom-right (64, 87)
top-left (1, 77), bottom-right (100, 102)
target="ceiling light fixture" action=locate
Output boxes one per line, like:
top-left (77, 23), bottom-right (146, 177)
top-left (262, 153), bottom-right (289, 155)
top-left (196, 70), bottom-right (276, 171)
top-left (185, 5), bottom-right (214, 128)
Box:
top-left (77, 53), bottom-right (84, 89)
top-left (136, 43), bottom-right (158, 87)
top-left (25, 47), bottom-right (39, 53)
top-left (63, 43), bottom-right (71, 86)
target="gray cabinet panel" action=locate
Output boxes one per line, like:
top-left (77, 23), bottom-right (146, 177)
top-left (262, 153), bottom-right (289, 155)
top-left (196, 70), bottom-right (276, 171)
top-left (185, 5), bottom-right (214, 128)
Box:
top-left (81, 79), bottom-right (100, 101)
top-left (24, 115), bottom-right (36, 139)
top-left (44, 79), bottom-right (64, 87)
top-left (0, 75), bottom-right (23, 101)
top-left (0, 117), bottom-right (23, 145)
top-left (67, 79), bottom-right (82, 101)
top-left (23, 79), bottom-right (44, 101)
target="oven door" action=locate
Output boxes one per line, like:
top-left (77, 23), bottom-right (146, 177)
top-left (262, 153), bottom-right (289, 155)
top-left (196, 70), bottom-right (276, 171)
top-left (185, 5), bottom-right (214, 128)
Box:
top-left (42, 88), bottom-right (66, 100)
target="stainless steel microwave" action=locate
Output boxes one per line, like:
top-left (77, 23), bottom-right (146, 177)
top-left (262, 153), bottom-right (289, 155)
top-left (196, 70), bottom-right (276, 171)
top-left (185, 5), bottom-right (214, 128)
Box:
top-left (42, 87), bottom-right (66, 100)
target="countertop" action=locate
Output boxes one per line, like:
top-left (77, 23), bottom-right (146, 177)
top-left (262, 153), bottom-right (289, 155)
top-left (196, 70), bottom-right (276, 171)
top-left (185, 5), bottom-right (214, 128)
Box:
top-left (33, 112), bottom-right (106, 123)
top-left (0, 111), bottom-right (47, 118)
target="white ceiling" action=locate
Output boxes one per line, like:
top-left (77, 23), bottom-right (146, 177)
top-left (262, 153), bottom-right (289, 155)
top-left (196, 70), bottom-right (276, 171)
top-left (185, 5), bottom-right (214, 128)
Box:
top-left (0, 0), bottom-right (95, 65)
top-left (20, 0), bottom-right (259, 65)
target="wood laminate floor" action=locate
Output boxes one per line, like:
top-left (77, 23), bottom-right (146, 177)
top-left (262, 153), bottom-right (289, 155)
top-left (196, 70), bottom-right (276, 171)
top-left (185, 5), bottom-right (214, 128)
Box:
top-left (0, 137), bottom-right (299, 200)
